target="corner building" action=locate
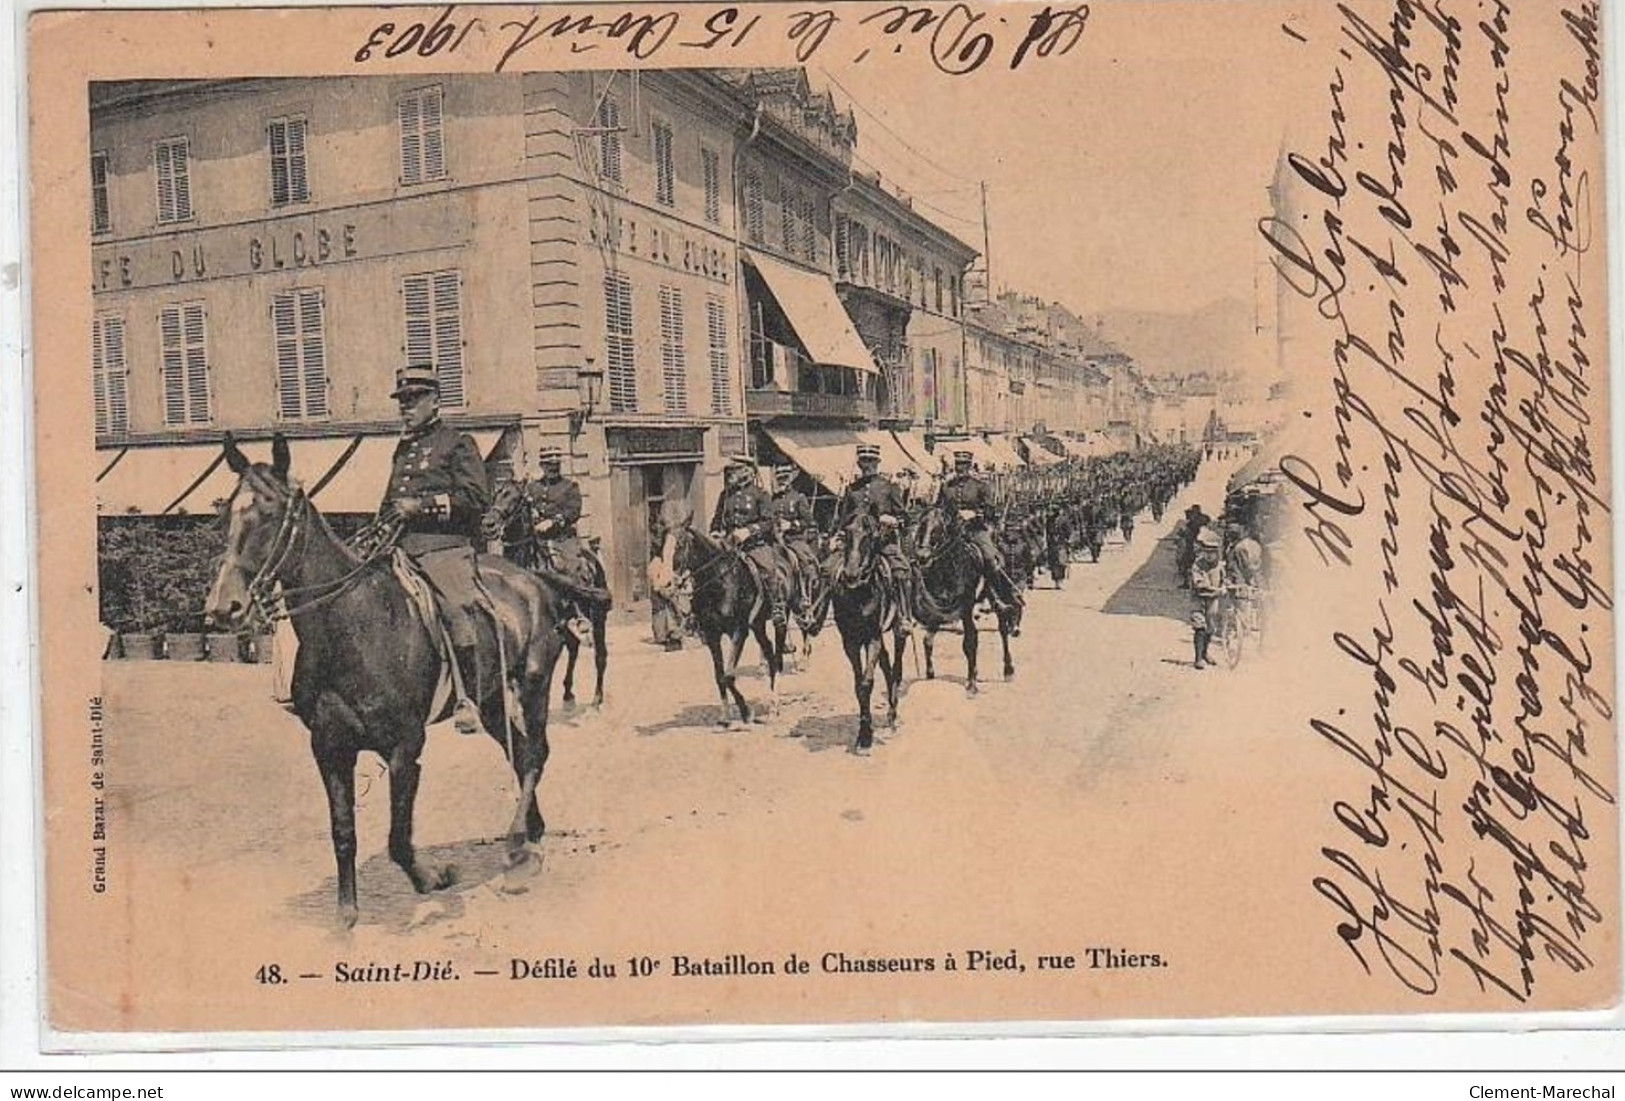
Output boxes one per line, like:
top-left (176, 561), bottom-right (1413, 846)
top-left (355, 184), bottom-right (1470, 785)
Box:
top-left (89, 74), bottom-right (751, 603)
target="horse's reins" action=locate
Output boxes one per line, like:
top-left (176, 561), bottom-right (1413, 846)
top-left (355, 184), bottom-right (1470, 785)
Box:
top-left (241, 481), bottom-right (400, 627)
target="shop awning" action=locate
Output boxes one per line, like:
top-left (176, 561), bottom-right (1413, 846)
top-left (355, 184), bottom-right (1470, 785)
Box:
top-left (984, 435), bottom-right (1029, 470)
top-left (96, 437), bottom-right (355, 516)
top-left (764, 425), bottom-right (865, 493)
top-left (1022, 437), bottom-right (1065, 465)
top-left (309, 429), bottom-right (506, 514)
top-left (95, 430), bottom-right (506, 517)
top-left (745, 251), bottom-right (879, 375)
top-left (890, 429), bottom-right (946, 480)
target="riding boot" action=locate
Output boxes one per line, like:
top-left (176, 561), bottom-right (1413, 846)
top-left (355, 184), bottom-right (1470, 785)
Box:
top-left (452, 645), bottom-right (483, 733)
top-left (770, 584), bottom-right (788, 631)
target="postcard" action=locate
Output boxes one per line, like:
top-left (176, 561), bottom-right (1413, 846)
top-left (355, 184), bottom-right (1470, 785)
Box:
top-left (26, 0), bottom-right (1617, 1037)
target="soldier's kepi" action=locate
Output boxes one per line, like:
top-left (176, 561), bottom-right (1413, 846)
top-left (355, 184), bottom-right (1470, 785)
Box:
top-left (380, 363), bottom-right (494, 735)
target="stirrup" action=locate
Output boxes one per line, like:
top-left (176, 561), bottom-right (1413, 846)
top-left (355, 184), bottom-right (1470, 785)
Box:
top-left (452, 697), bottom-right (481, 736)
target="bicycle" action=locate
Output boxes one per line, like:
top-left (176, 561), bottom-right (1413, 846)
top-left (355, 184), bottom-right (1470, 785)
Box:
top-left (1216, 580), bottom-right (1265, 668)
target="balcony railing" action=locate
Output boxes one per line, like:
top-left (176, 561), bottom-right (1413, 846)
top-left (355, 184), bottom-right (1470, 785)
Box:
top-left (745, 389), bottom-right (878, 421)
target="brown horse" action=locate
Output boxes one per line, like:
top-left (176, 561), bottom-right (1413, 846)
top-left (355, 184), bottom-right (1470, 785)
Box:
top-left (913, 507), bottom-right (1016, 696)
top-left (670, 520), bottom-right (783, 728)
top-left (203, 435), bottom-right (570, 928)
top-left (829, 509), bottom-right (906, 751)
top-left (481, 478), bottom-right (611, 710)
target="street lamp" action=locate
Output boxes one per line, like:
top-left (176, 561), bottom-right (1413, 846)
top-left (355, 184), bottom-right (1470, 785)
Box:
top-left (569, 357), bottom-right (605, 438)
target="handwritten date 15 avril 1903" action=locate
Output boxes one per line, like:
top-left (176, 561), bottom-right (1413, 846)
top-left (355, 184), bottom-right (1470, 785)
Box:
top-left (351, 3), bottom-right (1090, 76)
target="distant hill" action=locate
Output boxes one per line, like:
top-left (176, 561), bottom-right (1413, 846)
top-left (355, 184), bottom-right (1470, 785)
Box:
top-left (1091, 299), bottom-right (1257, 380)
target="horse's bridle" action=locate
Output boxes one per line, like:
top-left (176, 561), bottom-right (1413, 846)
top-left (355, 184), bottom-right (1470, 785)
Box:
top-left (237, 478), bottom-right (400, 628)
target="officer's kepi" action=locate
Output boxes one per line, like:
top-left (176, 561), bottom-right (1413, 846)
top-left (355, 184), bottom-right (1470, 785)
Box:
top-left (391, 364), bottom-right (439, 400)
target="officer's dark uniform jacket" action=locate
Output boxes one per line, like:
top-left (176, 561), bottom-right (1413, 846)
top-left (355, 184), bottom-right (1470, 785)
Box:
top-left (711, 481), bottom-right (774, 541)
top-left (524, 476), bottom-right (583, 538)
top-left (768, 486), bottom-right (815, 535)
top-left (380, 417), bottom-right (491, 646)
top-left (941, 473), bottom-right (995, 529)
top-left (838, 473), bottom-right (908, 528)
top-left (382, 417), bottom-right (491, 552)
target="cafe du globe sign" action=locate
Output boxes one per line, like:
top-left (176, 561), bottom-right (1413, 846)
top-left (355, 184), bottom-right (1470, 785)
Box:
top-left (92, 197), bottom-right (472, 292)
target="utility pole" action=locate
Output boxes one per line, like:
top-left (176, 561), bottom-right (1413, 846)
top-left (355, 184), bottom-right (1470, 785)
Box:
top-left (980, 180), bottom-right (993, 302)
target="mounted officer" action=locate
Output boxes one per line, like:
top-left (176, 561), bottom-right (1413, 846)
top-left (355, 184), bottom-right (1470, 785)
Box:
top-left (940, 449), bottom-right (1022, 627)
top-left (830, 443), bottom-right (915, 627)
top-left (709, 454), bottom-right (789, 630)
top-left (768, 465), bottom-right (820, 600)
top-left (523, 447), bottom-right (583, 555)
top-left (379, 364), bottom-right (492, 734)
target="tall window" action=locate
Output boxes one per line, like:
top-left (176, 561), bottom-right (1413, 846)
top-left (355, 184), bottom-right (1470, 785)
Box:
top-left (272, 288), bottom-right (328, 420)
top-left (801, 194), bottom-right (817, 261)
top-left (781, 187), bottom-right (799, 254)
top-left (706, 296), bottom-right (731, 416)
top-left (653, 119), bottom-right (675, 207)
top-left (835, 217), bottom-right (850, 279)
top-left (934, 267), bottom-right (944, 313)
top-left (921, 346), bottom-right (939, 422)
top-left (91, 315), bottom-right (128, 438)
top-left (403, 271), bottom-right (464, 407)
top-left (596, 95), bottom-right (622, 184)
top-left (268, 116), bottom-right (310, 206)
top-left (701, 147), bottom-right (721, 224)
top-left (950, 275), bottom-right (960, 317)
top-left (744, 167), bottom-right (764, 242)
top-left (659, 285), bottom-right (686, 414)
top-left (604, 273), bottom-right (636, 412)
top-left (155, 137), bottom-right (191, 224)
top-left (91, 152), bottom-right (111, 235)
top-left (398, 86), bottom-right (445, 185)
top-left (159, 302), bottom-right (211, 426)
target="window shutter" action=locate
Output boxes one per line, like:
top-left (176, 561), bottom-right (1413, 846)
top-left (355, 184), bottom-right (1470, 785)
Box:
top-left (421, 89), bottom-right (445, 182)
top-left (432, 271), bottom-right (463, 407)
top-left (604, 274), bottom-right (636, 413)
top-left (104, 318), bottom-right (128, 436)
top-left (654, 121), bottom-right (674, 206)
top-left (91, 153), bottom-right (111, 234)
top-left (802, 194), bottom-right (816, 261)
top-left (300, 289), bottom-right (327, 417)
top-left (744, 168), bottom-right (763, 242)
top-left (160, 305), bottom-right (186, 426)
top-left (273, 292), bottom-right (300, 419)
top-left (707, 296), bottom-right (730, 416)
top-left (183, 303), bottom-right (210, 423)
top-left (598, 97), bottom-right (622, 183)
top-left (155, 142), bottom-right (175, 224)
top-left (781, 187), bottom-right (797, 252)
top-left (399, 95), bottom-right (422, 184)
top-left (288, 117), bottom-right (309, 201)
top-left (659, 286), bottom-right (686, 414)
top-left (403, 274), bottom-right (432, 365)
top-left (269, 119), bottom-right (289, 205)
top-left (92, 317), bottom-right (109, 437)
top-left (702, 147), bottom-right (720, 224)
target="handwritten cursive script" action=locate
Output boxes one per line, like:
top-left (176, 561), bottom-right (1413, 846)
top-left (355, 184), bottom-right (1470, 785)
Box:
top-left (1268, 0), bottom-right (1613, 1003)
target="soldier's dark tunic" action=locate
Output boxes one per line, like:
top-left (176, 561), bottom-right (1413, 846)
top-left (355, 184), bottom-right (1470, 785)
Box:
top-left (711, 480), bottom-right (786, 614)
top-left (769, 486), bottom-right (819, 574)
top-left (524, 475), bottom-right (583, 538)
top-left (828, 472), bottom-right (912, 599)
top-left (380, 417), bottom-right (491, 646)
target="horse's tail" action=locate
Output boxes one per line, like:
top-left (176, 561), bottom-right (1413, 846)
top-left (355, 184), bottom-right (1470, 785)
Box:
top-left (532, 565), bottom-right (612, 610)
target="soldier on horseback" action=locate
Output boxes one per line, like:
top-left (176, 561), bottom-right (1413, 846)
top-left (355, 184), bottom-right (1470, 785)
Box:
top-left (521, 446), bottom-right (598, 639)
top-left (379, 364), bottom-right (493, 734)
top-left (768, 465), bottom-right (820, 605)
top-left (939, 449), bottom-right (1022, 629)
top-left (710, 454), bottom-right (789, 630)
top-left (523, 447), bottom-right (583, 558)
top-left (825, 444), bottom-right (916, 629)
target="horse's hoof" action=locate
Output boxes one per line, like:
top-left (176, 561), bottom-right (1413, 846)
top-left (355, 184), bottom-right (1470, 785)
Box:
top-left (1004, 668), bottom-right (1016, 681)
top-left (966, 683), bottom-right (980, 698)
top-left (418, 862), bottom-right (457, 893)
top-left (590, 697), bottom-right (604, 711)
top-left (337, 904), bottom-right (359, 931)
